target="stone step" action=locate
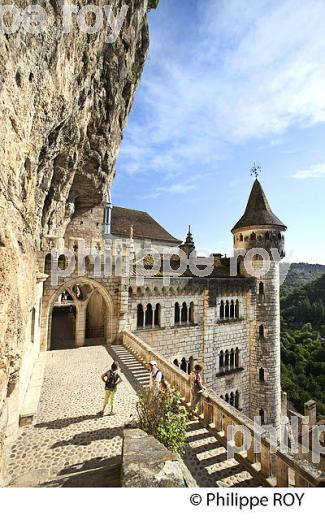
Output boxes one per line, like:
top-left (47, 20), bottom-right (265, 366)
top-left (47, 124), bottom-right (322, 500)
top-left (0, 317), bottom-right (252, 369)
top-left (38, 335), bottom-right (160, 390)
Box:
top-left (112, 342), bottom-right (264, 488)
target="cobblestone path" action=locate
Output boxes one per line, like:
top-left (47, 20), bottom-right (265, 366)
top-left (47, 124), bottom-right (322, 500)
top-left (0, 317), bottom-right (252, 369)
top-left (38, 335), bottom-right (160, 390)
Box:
top-left (7, 344), bottom-right (262, 487)
top-left (7, 346), bottom-right (138, 487)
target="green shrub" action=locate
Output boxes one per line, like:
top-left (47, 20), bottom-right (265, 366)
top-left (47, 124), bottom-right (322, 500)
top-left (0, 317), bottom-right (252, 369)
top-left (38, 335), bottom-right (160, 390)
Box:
top-left (148, 0), bottom-right (160, 11)
top-left (136, 387), bottom-right (188, 454)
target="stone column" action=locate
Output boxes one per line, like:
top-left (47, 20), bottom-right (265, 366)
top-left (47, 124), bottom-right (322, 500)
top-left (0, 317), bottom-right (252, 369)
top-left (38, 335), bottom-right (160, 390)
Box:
top-left (75, 303), bottom-right (86, 347)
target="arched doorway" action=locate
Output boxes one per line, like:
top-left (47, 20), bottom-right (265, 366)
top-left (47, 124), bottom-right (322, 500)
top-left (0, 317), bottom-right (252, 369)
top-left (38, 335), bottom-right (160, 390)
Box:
top-left (45, 278), bottom-right (114, 350)
top-left (51, 304), bottom-right (76, 350)
top-left (86, 290), bottom-right (106, 344)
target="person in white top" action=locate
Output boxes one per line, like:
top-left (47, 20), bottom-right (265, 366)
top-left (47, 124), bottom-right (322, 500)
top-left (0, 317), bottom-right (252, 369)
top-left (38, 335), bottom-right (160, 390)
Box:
top-left (148, 360), bottom-right (162, 394)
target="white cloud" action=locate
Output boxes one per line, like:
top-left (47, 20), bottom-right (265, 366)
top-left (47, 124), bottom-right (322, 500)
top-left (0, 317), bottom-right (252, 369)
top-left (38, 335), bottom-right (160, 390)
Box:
top-left (118, 0), bottom-right (325, 192)
top-left (292, 162), bottom-right (325, 179)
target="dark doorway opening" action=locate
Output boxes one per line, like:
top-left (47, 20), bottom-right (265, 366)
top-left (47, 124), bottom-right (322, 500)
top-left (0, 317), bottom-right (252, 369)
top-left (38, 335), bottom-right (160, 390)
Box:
top-left (51, 306), bottom-right (76, 350)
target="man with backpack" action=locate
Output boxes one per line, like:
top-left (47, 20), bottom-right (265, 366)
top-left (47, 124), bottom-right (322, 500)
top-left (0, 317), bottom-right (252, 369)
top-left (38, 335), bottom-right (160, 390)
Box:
top-left (148, 360), bottom-right (163, 394)
top-left (99, 362), bottom-right (122, 416)
top-left (189, 364), bottom-right (205, 420)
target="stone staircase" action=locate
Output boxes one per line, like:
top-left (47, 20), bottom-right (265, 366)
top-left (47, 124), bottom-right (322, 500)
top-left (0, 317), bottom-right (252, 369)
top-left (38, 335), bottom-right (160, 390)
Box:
top-left (108, 344), bottom-right (263, 487)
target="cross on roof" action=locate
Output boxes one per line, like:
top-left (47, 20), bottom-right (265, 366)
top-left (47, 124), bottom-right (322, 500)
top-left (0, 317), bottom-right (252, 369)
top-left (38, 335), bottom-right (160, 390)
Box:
top-left (250, 162), bottom-right (261, 179)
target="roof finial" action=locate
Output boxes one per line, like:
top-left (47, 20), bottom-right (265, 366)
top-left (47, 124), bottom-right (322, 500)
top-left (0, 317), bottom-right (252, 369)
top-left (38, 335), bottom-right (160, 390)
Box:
top-left (250, 162), bottom-right (261, 179)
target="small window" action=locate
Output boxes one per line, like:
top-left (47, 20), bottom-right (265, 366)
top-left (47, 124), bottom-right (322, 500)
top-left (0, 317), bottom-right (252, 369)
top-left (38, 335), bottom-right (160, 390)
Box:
top-left (137, 304), bottom-right (144, 328)
top-left (235, 391), bottom-right (240, 409)
top-left (259, 282), bottom-right (264, 295)
top-left (259, 324), bottom-right (265, 338)
top-left (174, 302), bottom-right (180, 324)
top-left (219, 351), bottom-right (224, 371)
top-left (230, 300), bottom-right (235, 319)
top-left (259, 368), bottom-right (265, 382)
top-left (220, 300), bottom-right (224, 320)
top-left (235, 299), bottom-right (240, 318)
top-left (259, 408), bottom-right (265, 424)
top-left (145, 304), bottom-right (153, 327)
top-left (180, 358), bottom-right (187, 373)
top-left (154, 303), bottom-right (161, 327)
top-left (181, 302), bottom-right (188, 323)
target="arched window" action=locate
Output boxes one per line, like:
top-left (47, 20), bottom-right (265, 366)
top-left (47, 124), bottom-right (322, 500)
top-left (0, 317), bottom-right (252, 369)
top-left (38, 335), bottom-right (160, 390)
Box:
top-left (230, 392), bottom-right (235, 407)
top-left (259, 408), bottom-right (265, 425)
top-left (235, 348), bottom-right (240, 368)
top-left (225, 394), bottom-right (229, 403)
top-left (174, 302), bottom-right (180, 325)
top-left (154, 303), bottom-right (161, 327)
top-left (31, 307), bottom-right (36, 343)
top-left (137, 304), bottom-right (144, 328)
top-left (265, 231), bottom-right (270, 240)
top-left (259, 367), bottom-right (265, 382)
top-left (220, 300), bottom-right (224, 320)
top-left (173, 359), bottom-right (179, 367)
top-left (188, 356), bottom-right (194, 375)
top-left (181, 302), bottom-right (188, 323)
top-left (58, 254), bottom-right (66, 270)
top-left (189, 302), bottom-right (194, 323)
top-left (259, 282), bottom-right (264, 295)
top-left (145, 304), bottom-right (153, 327)
top-left (219, 351), bottom-right (224, 372)
top-left (225, 350), bottom-right (230, 371)
top-left (239, 234), bottom-right (243, 242)
top-left (230, 349), bottom-right (235, 369)
top-left (44, 253), bottom-right (52, 274)
top-left (259, 324), bottom-right (265, 338)
top-left (250, 232), bottom-right (256, 241)
top-left (235, 299), bottom-right (240, 318)
top-left (230, 300), bottom-right (235, 319)
top-left (180, 358), bottom-right (187, 373)
top-left (235, 391), bottom-right (240, 409)
top-left (225, 301), bottom-right (230, 319)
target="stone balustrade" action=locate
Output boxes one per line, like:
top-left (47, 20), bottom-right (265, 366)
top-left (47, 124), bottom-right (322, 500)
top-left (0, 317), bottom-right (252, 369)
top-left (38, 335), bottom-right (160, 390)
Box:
top-left (122, 330), bottom-right (323, 488)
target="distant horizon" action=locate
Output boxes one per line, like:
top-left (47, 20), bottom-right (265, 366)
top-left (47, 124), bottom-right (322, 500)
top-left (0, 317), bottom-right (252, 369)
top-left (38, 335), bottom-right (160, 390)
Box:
top-left (113, 0), bottom-right (325, 265)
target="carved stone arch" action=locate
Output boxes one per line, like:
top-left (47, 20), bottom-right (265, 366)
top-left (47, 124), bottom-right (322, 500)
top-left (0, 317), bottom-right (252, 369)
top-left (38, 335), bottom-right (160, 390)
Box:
top-left (43, 276), bottom-right (115, 351)
top-left (136, 286), bottom-right (144, 297)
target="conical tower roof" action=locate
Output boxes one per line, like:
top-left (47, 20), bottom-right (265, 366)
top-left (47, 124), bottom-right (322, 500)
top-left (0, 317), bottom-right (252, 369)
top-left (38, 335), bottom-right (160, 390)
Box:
top-left (232, 180), bottom-right (286, 232)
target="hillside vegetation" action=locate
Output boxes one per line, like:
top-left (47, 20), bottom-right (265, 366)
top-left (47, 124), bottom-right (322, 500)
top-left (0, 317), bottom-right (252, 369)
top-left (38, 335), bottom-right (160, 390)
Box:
top-left (281, 273), bottom-right (325, 418)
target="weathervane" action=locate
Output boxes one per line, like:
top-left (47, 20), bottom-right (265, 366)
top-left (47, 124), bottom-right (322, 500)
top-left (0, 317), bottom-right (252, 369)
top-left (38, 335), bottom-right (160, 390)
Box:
top-left (250, 162), bottom-right (261, 179)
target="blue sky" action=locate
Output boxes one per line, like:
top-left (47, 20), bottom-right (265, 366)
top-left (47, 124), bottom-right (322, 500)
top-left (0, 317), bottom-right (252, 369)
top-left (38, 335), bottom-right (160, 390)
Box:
top-left (113, 0), bottom-right (325, 263)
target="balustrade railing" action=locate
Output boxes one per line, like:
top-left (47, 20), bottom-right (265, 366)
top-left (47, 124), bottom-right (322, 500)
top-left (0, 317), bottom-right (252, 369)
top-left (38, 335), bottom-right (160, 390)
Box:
top-left (122, 330), bottom-right (323, 488)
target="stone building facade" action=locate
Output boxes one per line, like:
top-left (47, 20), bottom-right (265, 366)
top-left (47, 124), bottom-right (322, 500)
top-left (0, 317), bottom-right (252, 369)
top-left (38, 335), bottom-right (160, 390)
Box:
top-left (24, 179), bottom-right (286, 438)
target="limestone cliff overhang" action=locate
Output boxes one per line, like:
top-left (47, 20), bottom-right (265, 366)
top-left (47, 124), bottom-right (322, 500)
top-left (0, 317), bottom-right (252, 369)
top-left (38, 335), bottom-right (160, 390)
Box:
top-left (231, 180), bottom-right (287, 233)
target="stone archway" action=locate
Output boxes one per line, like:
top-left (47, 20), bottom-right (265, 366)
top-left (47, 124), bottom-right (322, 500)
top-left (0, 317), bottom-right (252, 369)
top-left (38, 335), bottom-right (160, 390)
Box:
top-left (45, 278), bottom-right (115, 351)
top-left (85, 291), bottom-right (106, 343)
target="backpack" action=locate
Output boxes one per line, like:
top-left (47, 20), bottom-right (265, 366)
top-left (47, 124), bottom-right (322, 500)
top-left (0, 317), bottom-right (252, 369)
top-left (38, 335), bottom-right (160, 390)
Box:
top-left (154, 368), bottom-right (164, 382)
top-left (105, 370), bottom-right (119, 390)
top-left (193, 373), bottom-right (203, 394)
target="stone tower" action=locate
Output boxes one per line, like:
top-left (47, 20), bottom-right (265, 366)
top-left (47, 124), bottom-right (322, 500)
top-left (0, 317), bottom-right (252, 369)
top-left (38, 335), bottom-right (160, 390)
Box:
top-left (179, 225), bottom-right (195, 257)
top-left (231, 179), bottom-right (287, 434)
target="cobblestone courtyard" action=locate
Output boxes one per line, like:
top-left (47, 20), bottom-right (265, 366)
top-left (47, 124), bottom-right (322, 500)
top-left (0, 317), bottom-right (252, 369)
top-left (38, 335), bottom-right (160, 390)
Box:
top-left (7, 344), bottom-right (261, 487)
top-left (7, 346), bottom-right (138, 486)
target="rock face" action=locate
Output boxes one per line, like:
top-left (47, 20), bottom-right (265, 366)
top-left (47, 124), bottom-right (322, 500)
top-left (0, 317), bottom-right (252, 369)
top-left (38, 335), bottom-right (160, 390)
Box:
top-left (121, 428), bottom-right (196, 487)
top-left (0, 0), bottom-right (149, 483)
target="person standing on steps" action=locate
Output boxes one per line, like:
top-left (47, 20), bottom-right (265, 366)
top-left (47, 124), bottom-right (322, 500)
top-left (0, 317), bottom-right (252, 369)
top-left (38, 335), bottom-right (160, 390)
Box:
top-left (189, 364), bottom-right (205, 420)
top-left (99, 362), bottom-right (122, 416)
top-left (148, 360), bottom-right (163, 394)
